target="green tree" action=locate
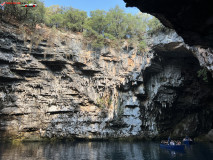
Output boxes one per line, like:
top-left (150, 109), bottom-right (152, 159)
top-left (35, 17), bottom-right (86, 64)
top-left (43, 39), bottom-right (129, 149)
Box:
top-left (138, 40), bottom-right (147, 52)
top-left (45, 5), bottom-right (64, 28)
top-left (147, 17), bottom-right (165, 34)
top-left (106, 6), bottom-right (127, 39)
top-left (26, 0), bottom-right (45, 26)
top-left (64, 7), bottom-right (87, 32)
top-left (86, 10), bottom-right (108, 34)
top-left (126, 13), bottom-right (149, 40)
top-left (3, 0), bottom-right (45, 26)
top-left (91, 34), bottom-right (105, 49)
top-left (197, 68), bottom-right (208, 82)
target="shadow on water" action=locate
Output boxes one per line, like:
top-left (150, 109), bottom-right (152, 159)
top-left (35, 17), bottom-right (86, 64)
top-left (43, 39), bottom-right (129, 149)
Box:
top-left (0, 141), bottom-right (213, 160)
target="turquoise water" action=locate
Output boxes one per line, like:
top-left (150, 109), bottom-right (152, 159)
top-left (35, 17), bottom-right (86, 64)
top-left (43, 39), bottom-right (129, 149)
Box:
top-left (0, 141), bottom-right (213, 160)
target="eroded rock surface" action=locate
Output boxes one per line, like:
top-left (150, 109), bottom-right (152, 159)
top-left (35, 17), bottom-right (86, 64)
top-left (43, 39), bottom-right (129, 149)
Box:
top-left (0, 21), bottom-right (147, 141)
top-left (141, 31), bottom-right (213, 138)
top-left (0, 21), bottom-right (213, 141)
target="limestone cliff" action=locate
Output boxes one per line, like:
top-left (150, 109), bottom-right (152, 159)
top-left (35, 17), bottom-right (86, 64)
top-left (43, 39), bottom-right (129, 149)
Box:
top-left (0, 21), bottom-right (213, 142)
top-left (122, 0), bottom-right (213, 141)
top-left (0, 21), bottom-right (147, 141)
top-left (140, 31), bottom-right (213, 139)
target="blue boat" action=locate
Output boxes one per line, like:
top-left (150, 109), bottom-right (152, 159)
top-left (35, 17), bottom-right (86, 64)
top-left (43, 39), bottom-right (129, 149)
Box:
top-left (183, 140), bottom-right (193, 145)
top-left (160, 144), bottom-right (185, 150)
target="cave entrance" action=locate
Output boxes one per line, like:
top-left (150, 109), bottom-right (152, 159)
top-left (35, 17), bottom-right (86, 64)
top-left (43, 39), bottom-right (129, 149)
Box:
top-left (142, 42), bottom-right (213, 138)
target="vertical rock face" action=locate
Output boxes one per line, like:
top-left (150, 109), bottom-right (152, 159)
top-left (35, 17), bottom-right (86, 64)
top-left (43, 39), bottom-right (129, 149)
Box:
top-left (121, 31), bottom-right (213, 140)
top-left (0, 21), bottom-right (213, 141)
top-left (141, 34), bottom-right (213, 138)
top-left (0, 22), bottom-right (146, 140)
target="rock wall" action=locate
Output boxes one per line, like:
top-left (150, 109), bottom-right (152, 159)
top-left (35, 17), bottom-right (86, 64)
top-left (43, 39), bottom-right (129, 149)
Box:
top-left (0, 21), bottom-right (213, 141)
top-left (140, 31), bottom-right (213, 139)
top-left (118, 30), bottom-right (213, 140)
top-left (0, 21), bottom-right (149, 141)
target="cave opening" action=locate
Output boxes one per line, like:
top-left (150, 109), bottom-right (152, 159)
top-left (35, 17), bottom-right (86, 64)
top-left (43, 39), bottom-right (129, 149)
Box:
top-left (142, 43), bottom-right (213, 138)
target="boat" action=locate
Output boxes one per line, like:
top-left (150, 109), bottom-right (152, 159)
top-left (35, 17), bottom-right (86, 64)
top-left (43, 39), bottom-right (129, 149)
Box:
top-left (160, 143), bottom-right (185, 150)
top-left (183, 140), bottom-right (193, 145)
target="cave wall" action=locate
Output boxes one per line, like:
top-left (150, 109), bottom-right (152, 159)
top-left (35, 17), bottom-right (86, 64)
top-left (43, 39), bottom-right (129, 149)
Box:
top-left (142, 41), bottom-right (213, 139)
top-left (133, 31), bottom-right (213, 140)
top-left (122, 0), bottom-right (213, 140)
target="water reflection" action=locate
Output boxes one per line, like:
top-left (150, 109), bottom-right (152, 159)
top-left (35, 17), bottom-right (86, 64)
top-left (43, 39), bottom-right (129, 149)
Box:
top-left (160, 148), bottom-right (185, 160)
top-left (0, 141), bottom-right (213, 160)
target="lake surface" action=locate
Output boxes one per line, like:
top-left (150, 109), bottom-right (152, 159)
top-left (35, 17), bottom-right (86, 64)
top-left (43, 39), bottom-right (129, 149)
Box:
top-left (0, 141), bottom-right (213, 160)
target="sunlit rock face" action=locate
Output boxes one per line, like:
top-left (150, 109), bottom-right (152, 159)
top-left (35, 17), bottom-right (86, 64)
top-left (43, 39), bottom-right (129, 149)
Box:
top-left (124, 0), bottom-right (213, 48)
top-left (0, 22), bottom-right (145, 141)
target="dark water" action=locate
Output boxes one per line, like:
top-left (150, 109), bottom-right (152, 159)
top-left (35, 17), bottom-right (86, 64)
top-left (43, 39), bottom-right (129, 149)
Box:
top-left (0, 141), bottom-right (213, 160)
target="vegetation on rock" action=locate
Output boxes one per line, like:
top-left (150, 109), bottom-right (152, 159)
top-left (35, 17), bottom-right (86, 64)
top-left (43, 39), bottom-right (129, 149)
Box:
top-left (147, 17), bottom-right (166, 35)
top-left (197, 68), bottom-right (208, 82)
top-left (1, 0), bottom-right (45, 26)
top-left (0, 0), bottom-right (165, 51)
top-left (96, 94), bottom-right (112, 110)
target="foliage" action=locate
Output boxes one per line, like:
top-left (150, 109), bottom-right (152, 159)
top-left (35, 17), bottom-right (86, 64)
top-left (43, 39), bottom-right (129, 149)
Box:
top-left (44, 5), bottom-right (87, 32)
top-left (197, 68), bottom-right (208, 82)
top-left (138, 40), bottom-right (147, 52)
top-left (64, 7), bottom-right (87, 32)
top-left (117, 106), bottom-right (124, 119)
top-left (83, 6), bottom-right (153, 51)
top-left (125, 13), bottom-right (148, 40)
top-left (91, 35), bottom-right (105, 49)
top-left (85, 10), bottom-right (108, 34)
top-left (1, 2), bottom-right (168, 52)
top-left (105, 6), bottom-right (127, 39)
top-left (147, 17), bottom-right (166, 35)
top-left (104, 33), bottom-right (116, 40)
top-left (45, 5), bottom-right (64, 28)
top-left (97, 95), bottom-right (112, 110)
top-left (2, 0), bottom-right (45, 26)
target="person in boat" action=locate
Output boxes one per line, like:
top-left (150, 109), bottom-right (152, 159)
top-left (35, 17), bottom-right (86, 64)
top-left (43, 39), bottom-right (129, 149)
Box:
top-left (168, 136), bottom-right (171, 145)
top-left (170, 140), bottom-right (175, 145)
top-left (177, 140), bottom-right (181, 145)
top-left (183, 135), bottom-right (192, 141)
